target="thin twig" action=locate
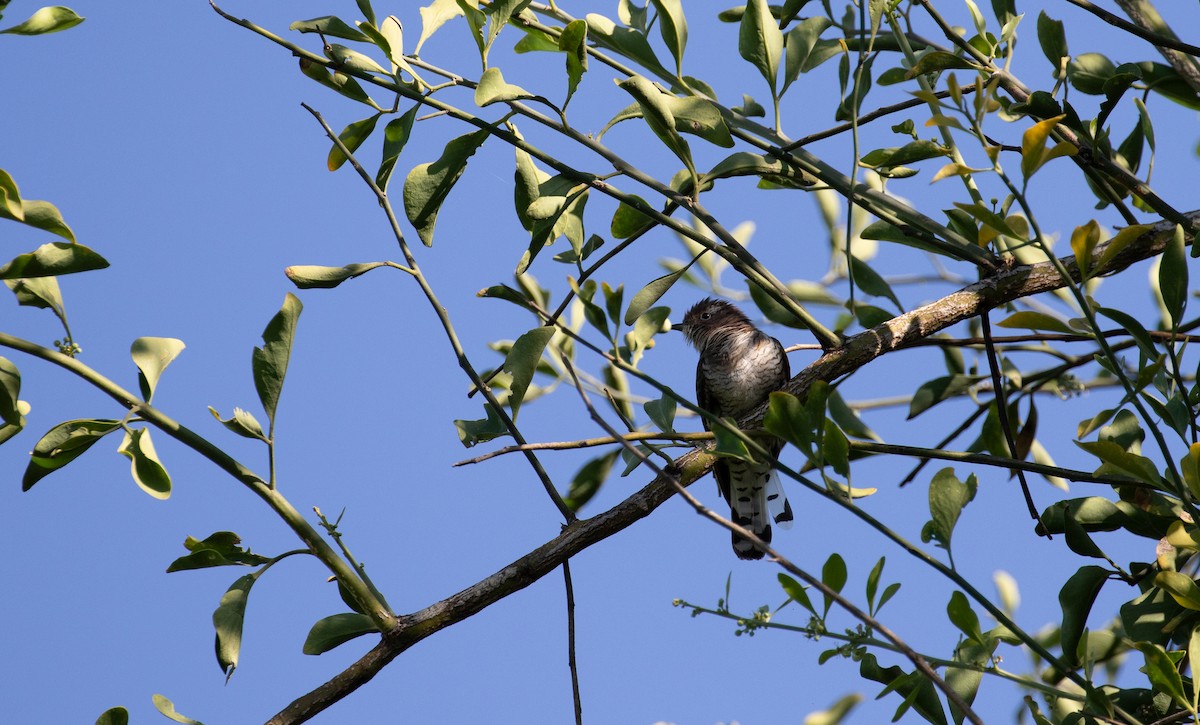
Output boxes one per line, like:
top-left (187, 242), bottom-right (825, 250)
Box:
top-left (979, 311), bottom-right (1047, 534)
top-left (563, 560), bottom-right (583, 725)
top-left (1063, 0), bottom-right (1200, 56)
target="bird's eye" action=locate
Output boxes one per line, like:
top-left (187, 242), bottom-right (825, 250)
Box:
top-left (700, 312), bottom-right (711, 320)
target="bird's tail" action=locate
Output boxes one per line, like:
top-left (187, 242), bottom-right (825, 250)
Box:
top-left (728, 467), bottom-right (792, 560)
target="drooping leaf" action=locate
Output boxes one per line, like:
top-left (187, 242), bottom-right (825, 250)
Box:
top-left (0, 242), bottom-right (106, 279)
top-left (1158, 224), bottom-right (1188, 328)
top-left (117, 428), bottom-right (172, 499)
top-left (402, 130), bottom-right (489, 246)
top-left (0, 168), bottom-right (23, 220)
top-left (297, 58), bottom-right (379, 109)
top-left (563, 450), bottom-right (619, 512)
top-left (1067, 52), bottom-right (1116, 94)
top-left (1133, 640), bottom-right (1190, 707)
top-left (285, 262), bottom-right (389, 289)
top-left (616, 75), bottom-right (695, 186)
top-left (764, 391), bottom-right (813, 455)
top-left (558, 19), bottom-right (589, 108)
top-left (324, 43), bottom-right (388, 75)
top-left (1036, 11), bottom-right (1067, 73)
top-left (803, 693), bottom-right (863, 725)
top-left (0, 357), bottom-right (22, 427)
top-left (847, 255), bottom-right (902, 310)
top-left (501, 326), bottom-right (554, 419)
top-left (1059, 565), bottom-right (1109, 667)
top-left (327, 113), bottom-right (382, 171)
top-left (778, 572), bottom-right (818, 616)
top-left (302, 612), bottom-right (377, 655)
top-left (946, 591), bottom-right (984, 644)
top-left (712, 422), bottom-right (754, 462)
top-left (996, 310), bottom-right (1075, 335)
top-left (252, 293), bottom-right (302, 430)
top-left (23, 418), bottom-right (122, 491)
top-left (610, 195), bottom-right (656, 239)
top-left (783, 17), bottom-right (833, 93)
top-left (585, 13), bottom-right (672, 80)
top-left (908, 375), bottom-right (982, 418)
top-left (213, 572), bottom-right (259, 680)
top-left (906, 51), bottom-right (976, 78)
top-left (1020, 114), bottom-right (1067, 179)
top-left (131, 337), bottom-right (186, 403)
top-left (481, 0), bottom-right (532, 66)
top-left (739, 0), bottom-right (783, 97)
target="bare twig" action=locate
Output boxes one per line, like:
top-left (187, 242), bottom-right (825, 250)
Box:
top-left (564, 560), bottom-right (583, 725)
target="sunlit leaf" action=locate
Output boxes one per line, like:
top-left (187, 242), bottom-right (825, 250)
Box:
top-left (131, 337), bottom-right (185, 403)
top-left (252, 293), bottom-right (302, 429)
top-left (302, 612), bottom-right (377, 654)
top-left (402, 130), bottom-right (489, 246)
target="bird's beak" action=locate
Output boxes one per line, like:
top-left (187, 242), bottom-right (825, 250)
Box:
top-left (671, 323), bottom-right (686, 332)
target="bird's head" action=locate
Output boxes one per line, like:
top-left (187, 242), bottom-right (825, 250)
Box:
top-left (672, 297), bottom-right (753, 351)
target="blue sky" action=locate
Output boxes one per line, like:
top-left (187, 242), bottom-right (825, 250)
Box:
top-left (4, 1), bottom-right (1200, 723)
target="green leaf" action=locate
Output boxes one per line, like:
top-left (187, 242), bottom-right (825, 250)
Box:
top-left (402, 129), bottom-right (489, 246)
top-left (952, 202), bottom-right (1023, 239)
top-left (1189, 624), bottom-right (1200, 709)
top-left (610, 195), bottom-right (656, 239)
top-left (303, 612), bottom-right (377, 655)
top-left (167, 531), bottom-right (271, 572)
top-left (0, 6), bottom-right (84, 35)
top-left (644, 395), bottom-right (677, 433)
top-left (763, 391), bottom-right (813, 455)
top-left (847, 255), bottom-right (902, 310)
top-left (1036, 11), bottom-right (1067, 72)
top-left (454, 403), bottom-right (509, 448)
top-left (23, 418), bottom-right (121, 491)
top-left (327, 113), bottom-right (382, 171)
top-left (325, 43), bottom-right (388, 75)
top-left (1133, 640), bottom-right (1190, 706)
top-left (946, 590), bottom-right (984, 644)
top-left (285, 262), bottom-right (389, 289)
top-left (481, 0), bottom-right (532, 66)
top-left (1182, 443), bottom-right (1200, 502)
top-left (908, 375), bottom-right (981, 419)
top-left (783, 17), bottom-right (833, 93)
top-left (1067, 52), bottom-right (1116, 94)
top-left (501, 326), bottom-right (554, 419)
top-left (416, 0), bottom-right (464, 54)
top-left (906, 51), bottom-right (976, 78)
top-left (820, 552), bottom-right (847, 617)
top-left (252, 293), bottom-right (302, 429)
top-left (739, 0), bottom-right (783, 97)
top-left (860, 140), bottom-right (949, 169)
top-left (648, 0), bottom-right (687, 78)
top-left (859, 653), bottom-right (948, 725)
top-left (1159, 224), bottom-right (1188, 328)
top-left (712, 422), bottom-right (753, 462)
top-left (778, 573), bottom-right (818, 616)
top-left (1059, 565), bottom-right (1109, 667)
top-left (131, 337), bottom-right (185, 403)
top-left (558, 19), bottom-right (589, 107)
top-left (117, 428), bottom-right (172, 499)
top-left (290, 16), bottom-right (371, 42)
top-left (585, 13), bottom-right (672, 81)
top-left (474, 66), bottom-right (536, 106)
top-left (151, 695), bottom-right (204, 725)
top-left (616, 75), bottom-right (695, 186)
top-left (996, 310), bottom-right (1075, 335)
top-left (213, 572), bottom-right (259, 680)
top-left (823, 419), bottom-right (849, 477)
top-left (1156, 571), bottom-right (1200, 612)
top-left (0, 242), bottom-right (106, 279)
top-left (923, 468), bottom-right (977, 550)
top-left (0, 169), bottom-right (24, 220)
top-left (1076, 439), bottom-right (1162, 486)
top-left (0, 357), bottom-right (22, 427)
top-left (563, 450), bottom-right (618, 512)
top-left (624, 268), bottom-right (685, 325)
top-left (1063, 503), bottom-right (1106, 559)
top-left (207, 406), bottom-right (268, 443)
top-left (1069, 219), bottom-right (1102, 279)
top-left (297, 58), bottom-right (379, 109)
top-left (373, 16), bottom-right (429, 89)
top-left (95, 707), bottom-right (129, 725)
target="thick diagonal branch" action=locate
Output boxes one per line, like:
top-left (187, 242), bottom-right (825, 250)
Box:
top-left (266, 212), bottom-right (1199, 723)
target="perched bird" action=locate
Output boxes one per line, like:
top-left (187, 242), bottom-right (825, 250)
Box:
top-left (673, 298), bottom-right (794, 559)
